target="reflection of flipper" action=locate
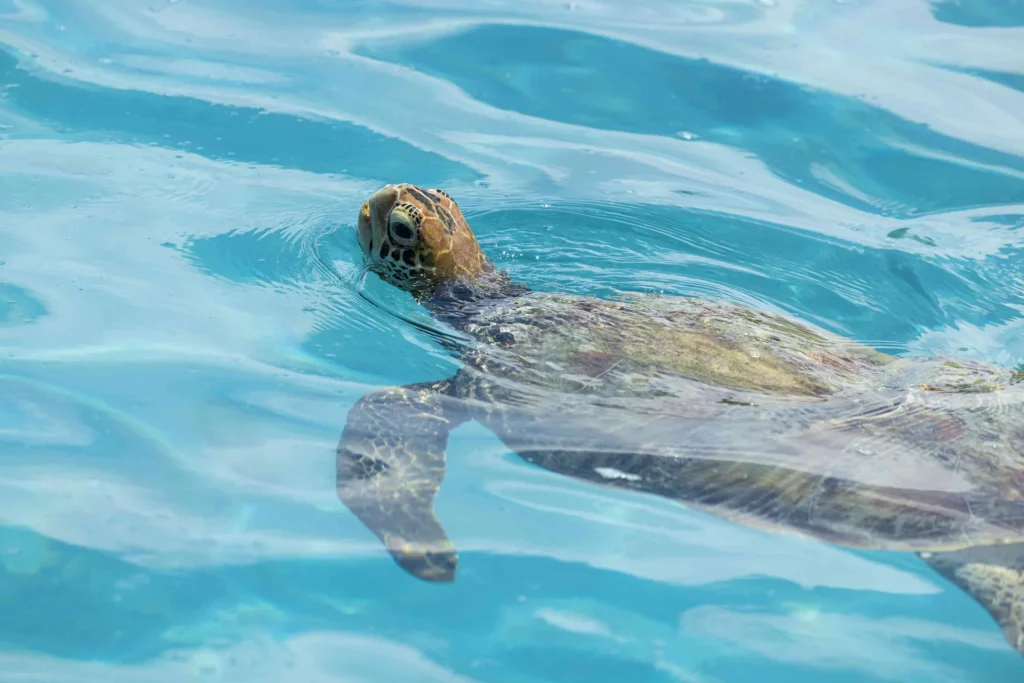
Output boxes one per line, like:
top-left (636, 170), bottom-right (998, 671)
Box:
top-left (336, 380), bottom-right (465, 581)
top-left (922, 544), bottom-right (1024, 655)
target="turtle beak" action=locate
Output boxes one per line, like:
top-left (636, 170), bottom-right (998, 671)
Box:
top-left (356, 202), bottom-right (373, 255)
top-left (368, 185), bottom-right (400, 230)
top-left (357, 185), bottom-right (401, 258)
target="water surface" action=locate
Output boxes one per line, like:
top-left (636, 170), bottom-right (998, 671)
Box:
top-left (1, 1), bottom-right (1023, 681)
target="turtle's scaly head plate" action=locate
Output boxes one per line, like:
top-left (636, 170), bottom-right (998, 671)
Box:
top-left (357, 183), bottom-right (490, 295)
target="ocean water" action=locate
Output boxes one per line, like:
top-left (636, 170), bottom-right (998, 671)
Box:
top-left (1, 0), bottom-right (1023, 681)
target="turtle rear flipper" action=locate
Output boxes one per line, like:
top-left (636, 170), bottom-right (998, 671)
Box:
top-left (336, 380), bottom-right (466, 581)
top-left (922, 543), bottom-right (1024, 655)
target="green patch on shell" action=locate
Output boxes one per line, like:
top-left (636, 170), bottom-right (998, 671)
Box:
top-left (923, 359), bottom-right (1009, 393)
top-left (576, 295), bottom-right (892, 397)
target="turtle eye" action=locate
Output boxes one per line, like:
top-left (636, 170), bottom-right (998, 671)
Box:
top-left (388, 218), bottom-right (418, 246)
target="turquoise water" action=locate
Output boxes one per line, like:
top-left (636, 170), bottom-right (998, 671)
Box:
top-left (1, 0), bottom-right (1023, 680)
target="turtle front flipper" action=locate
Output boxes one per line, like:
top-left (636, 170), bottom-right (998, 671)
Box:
top-left (921, 544), bottom-right (1024, 655)
top-left (336, 380), bottom-right (467, 582)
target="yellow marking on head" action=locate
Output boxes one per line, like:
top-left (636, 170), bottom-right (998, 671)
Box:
top-left (355, 183), bottom-right (490, 295)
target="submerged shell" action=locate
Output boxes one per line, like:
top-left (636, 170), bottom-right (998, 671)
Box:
top-left (449, 291), bottom-right (1024, 551)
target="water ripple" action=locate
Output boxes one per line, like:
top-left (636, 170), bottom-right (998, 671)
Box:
top-left (1, 1), bottom-right (1023, 681)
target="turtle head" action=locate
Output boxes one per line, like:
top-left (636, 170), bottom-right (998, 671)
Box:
top-left (356, 183), bottom-right (491, 297)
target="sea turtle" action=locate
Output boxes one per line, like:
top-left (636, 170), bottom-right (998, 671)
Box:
top-left (336, 183), bottom-right (1024, 656)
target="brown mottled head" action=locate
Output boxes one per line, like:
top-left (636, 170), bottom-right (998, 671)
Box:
top-left (356, 183), bottom-right (490, 296)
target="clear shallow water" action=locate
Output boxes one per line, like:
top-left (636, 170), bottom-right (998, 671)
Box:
top-left (0, 0), bottom-right (1023, 680)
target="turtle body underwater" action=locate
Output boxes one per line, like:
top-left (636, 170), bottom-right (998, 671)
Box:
top-left (336, 183), bottom-right (1024, 655)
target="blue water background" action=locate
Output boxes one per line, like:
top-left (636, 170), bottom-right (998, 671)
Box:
top-left (1, 0), bottom-right (1024, 681)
